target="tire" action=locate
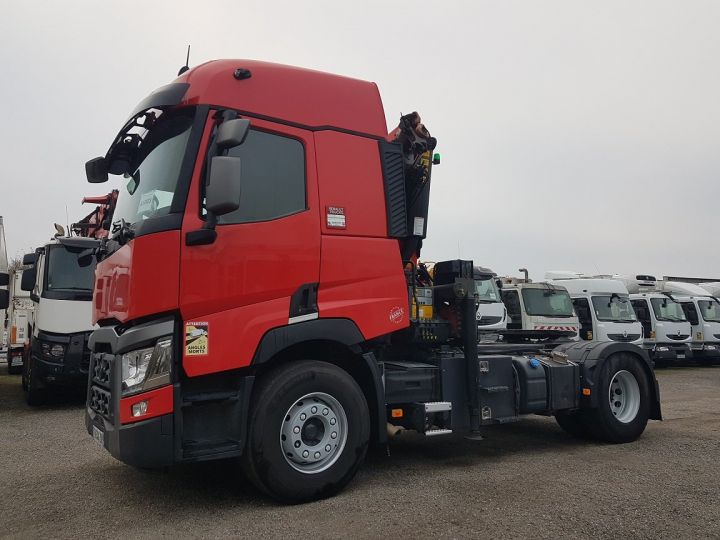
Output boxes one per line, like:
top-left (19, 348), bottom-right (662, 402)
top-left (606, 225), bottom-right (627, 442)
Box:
top-left (584, 353), bottom-right (651, 443)
top-left (7, 359), bottom-right (21, 375)
top-left (242, 360), bottom-right (370, 503)
top-left (554, 410), bottom-right (590, 439)
top-left (25, 357), bottom-right (46, 406)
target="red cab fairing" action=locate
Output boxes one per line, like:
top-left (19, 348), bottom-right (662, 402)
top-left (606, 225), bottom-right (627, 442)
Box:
top-left (92, 231), bottom-right (180, 324)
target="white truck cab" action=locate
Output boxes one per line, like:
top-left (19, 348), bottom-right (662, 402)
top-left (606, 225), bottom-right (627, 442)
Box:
top-left (20, 236), bottom-right (98, 404)
top-left (499, 278), bottom-right (578, 340)
top-left (621, 275), bottom-right (692, 366)
top-left (5, 270), bottom-right (35, 374)
top-left (545, 273), bottom-right (642, 346)
top-left (473, 266), bottom-right (506, 340)
top-left (662, 282), bottom-right (720, 365)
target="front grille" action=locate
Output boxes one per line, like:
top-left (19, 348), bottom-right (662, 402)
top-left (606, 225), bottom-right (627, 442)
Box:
top-left (89, 386), bottom-right (112, 418)
top-left (667, 334), bottom-right (690, 341)
top-left (608, 333), bottom-right (641, 342)
top-left (478, 316), bottom-right (503, 326)
top-left (92, 353), bottom-right (112, 387)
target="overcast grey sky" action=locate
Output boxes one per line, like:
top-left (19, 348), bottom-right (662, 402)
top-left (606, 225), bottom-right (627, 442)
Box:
top-left (1, 0), bottom-right (718, 280)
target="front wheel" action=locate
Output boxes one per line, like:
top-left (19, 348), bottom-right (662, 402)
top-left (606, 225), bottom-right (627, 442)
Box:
top-left (242, 360), bottom-right (370, 503)
top-left (584, 353), bottom-right (651, 443)
top-left (24, 357), bottom-right (46, 406)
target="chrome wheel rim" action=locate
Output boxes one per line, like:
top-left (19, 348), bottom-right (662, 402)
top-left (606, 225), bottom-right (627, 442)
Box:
top-left (609, 370), bottom-right (640, 423)
top-left (280, 392), bottom-right (348, 474)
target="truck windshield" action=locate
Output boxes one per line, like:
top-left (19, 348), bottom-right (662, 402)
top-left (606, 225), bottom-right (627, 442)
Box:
top-left (46, 245), bottom-right (96, 293)
top-left (110, 107), bottom-right (196, 227)
top-left (698, 299), bottom-right (720, 322)
top-left (475, 277), bottom-right (500, 303)
top-left (650, 297), bottom-right (687, 322)
top-left (591, 295), bottom-right (637, 322)
top-left (521, 288), bottom-right (574, 317)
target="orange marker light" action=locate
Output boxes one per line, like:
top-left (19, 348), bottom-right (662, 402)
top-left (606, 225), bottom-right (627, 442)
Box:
top-left (391, 408), bottom-right (403, 418)
top-left (582, 388), bottom-right (591, 396)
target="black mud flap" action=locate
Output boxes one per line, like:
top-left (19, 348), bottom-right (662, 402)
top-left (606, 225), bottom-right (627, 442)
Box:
top-left (551, 341), bottom-right (662, 421)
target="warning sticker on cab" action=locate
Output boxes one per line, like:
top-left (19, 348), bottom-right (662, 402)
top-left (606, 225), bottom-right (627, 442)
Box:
top-left (185, 322), bottom-right (209, 356)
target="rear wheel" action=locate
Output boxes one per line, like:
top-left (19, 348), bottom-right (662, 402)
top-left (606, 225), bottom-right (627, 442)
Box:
top-left (7, 353), bottom-right (21, 375)
top-left (242, 360), bottom-right (370, 503)
top-left (584, 353), bottom-right (651, 443)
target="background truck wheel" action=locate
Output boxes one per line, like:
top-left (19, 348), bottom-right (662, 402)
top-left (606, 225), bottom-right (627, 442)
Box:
top-left (7, 360), bottom-right (21, 375)
top-left (584, 353), bottom-right (651, 443)
top-left (242, 360), bottom-right (370, 503)
top-left (24, 358), bottom-right (46, 406)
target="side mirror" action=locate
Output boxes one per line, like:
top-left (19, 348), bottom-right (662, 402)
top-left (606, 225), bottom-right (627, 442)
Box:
top-left (21, 268), bottom-right (37, 292)
top-left (0, 289), bottom-right (8, 310)
top-left (86, 156), bottom-right (109, 183)
top-left (22, 253), bottom-right (37, 266)
top-left (206, 156), bottom-right (241, 216)
top-left (0, 272), bottom-right (8, 287)
top-left (216, 119), bottom-right (250, 150)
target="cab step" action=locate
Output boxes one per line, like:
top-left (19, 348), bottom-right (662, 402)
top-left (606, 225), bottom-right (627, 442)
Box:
top-left (424, 428), bottom-right (453, 436)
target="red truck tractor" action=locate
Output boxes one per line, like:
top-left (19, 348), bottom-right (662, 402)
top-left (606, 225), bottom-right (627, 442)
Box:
top-left (84, 60), bottom-right (661, 503)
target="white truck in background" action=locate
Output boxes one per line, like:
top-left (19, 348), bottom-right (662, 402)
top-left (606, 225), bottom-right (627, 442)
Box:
top-left (0, 216), bottom-right (8, 353)
top-left (473, 266), bottom-right (506, 340)
top-left (5, 270), bottom-right (35, 374)
top-left (545, 272), bottom-right (642, 346)
top-left (20, 236), bottom-right (98, 404)
top-left (620, 275), bottom-right (692, 367)
top-left (498, 275), bottom-right (579, 342)
top-left (662, 281), bottom-right (720, 365)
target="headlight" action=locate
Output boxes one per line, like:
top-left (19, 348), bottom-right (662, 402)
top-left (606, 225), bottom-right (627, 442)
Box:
top-left (41, 342), bottom-right (65, 360)
top-left (121, 337), bottom-right (173, 396)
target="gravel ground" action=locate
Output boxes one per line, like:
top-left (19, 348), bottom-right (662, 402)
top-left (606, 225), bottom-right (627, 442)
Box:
top-left (0, 362), bottom-right (718, 539)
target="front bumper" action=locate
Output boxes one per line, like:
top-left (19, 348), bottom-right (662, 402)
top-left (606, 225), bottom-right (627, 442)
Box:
top-left (32, 331), bottom-right (91, 386)
top-left (86, 410), bottom-right (174, 468)
top-left (690, 344), bottom-right (720, 361)
top-left (85, 317), bottom-right (177, 468)
top-left (646, 342), bottom-right (691, 362)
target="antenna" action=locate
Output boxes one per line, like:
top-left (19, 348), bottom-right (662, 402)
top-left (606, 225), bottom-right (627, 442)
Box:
top-left (65, 205), bottom-right (70, 237)
top-left (178, 45), bottom-right (191, 76)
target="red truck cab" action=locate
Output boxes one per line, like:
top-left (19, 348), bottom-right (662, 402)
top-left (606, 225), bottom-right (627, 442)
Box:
top-left (85, 60), bottom-right (421, 499)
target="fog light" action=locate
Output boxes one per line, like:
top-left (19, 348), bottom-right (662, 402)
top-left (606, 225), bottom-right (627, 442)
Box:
top-left (657, 346), bottom-right (669, 352)
top-left (706, 345), bottom-right (716, 350)
top-left (132, 401), bottom-right (149, 417)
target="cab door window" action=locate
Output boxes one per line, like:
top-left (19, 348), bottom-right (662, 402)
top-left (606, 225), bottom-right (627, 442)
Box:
top-left (215, 129), bottom-right (306, 224)
top-left (572, 298), bottom-right (593, 340)
top-left (680, 302), bottom-right (699, 326)
top-left (631, 299), bottom-right (652, 338)
top-left (501, 290), bottom-right (522, 329)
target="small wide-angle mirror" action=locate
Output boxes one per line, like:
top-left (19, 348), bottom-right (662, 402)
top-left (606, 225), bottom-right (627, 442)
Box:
top-left (206, 156), bottom-right (242, 215)
top-left (86, 156), bottom-right (109, 183)
top-left (0, 289), bottom-right (8, 310)
top-left (0, 272), bottom-right (9, 286)
top-left (22, 252), bottom-right (37, 266)
top-left (216, 119), bottom-right (250, 150)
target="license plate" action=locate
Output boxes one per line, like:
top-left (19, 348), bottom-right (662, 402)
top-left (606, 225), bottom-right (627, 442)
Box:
top-left (92, 425), bottom-right (105, 447)
top-left (676, 353), bottom-right (685, 359)
top-left (10, 357), bottom-right (22, 366)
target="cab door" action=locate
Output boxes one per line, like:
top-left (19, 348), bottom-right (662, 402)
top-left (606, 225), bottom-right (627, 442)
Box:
top-left (180, 116), bottom-right (320, 377)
